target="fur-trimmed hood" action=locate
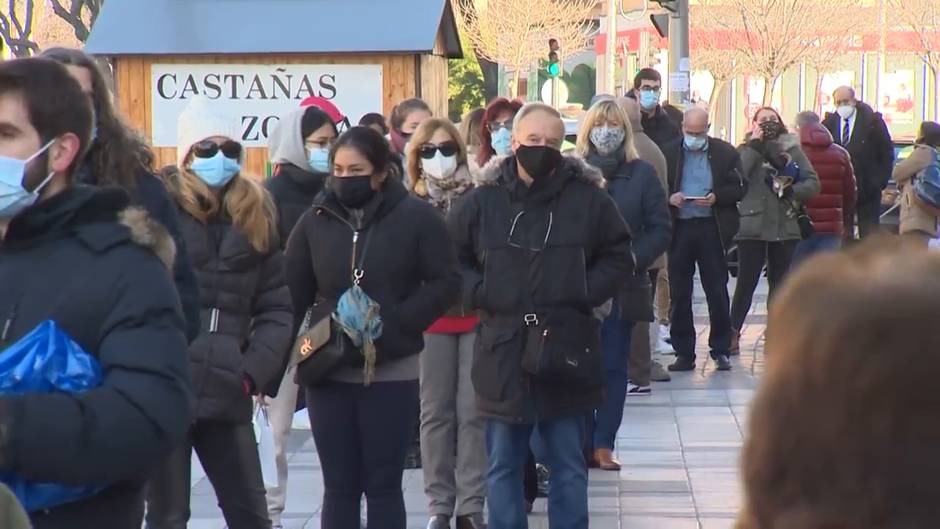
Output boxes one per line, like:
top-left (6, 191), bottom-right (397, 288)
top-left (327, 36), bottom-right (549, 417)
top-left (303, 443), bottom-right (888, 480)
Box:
top-left (475, 153), bottom-right (605, 188)
top-left (119, 207), bottom-right (176, 271)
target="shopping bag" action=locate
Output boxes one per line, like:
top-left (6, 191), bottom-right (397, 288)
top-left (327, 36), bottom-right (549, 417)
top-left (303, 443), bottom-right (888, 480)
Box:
top-left (253, 405), bottom-right (278, 488)
top-left (0, 320), bottom-right (104, 512)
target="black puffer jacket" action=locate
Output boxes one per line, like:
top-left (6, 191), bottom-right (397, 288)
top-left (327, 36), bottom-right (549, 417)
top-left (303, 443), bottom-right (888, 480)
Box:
top-left (0, 186), bottom-right (190, 527)
top-left (285, 178), bottom-right (460, 366)
top-left (447, 155), bottom-right (633, 423)
top-left (265, 163), bottom-right (327, 247)
top-left (178, 205), bottom-right (293, 423)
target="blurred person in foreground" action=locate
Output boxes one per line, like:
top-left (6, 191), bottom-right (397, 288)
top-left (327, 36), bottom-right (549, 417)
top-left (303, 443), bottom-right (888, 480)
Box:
top-left (737, 238), bottom-right (940, 529)
top-left (0, 57), bottom-right (190, 528)
top-left (893, 121), bottom-right (940, 246)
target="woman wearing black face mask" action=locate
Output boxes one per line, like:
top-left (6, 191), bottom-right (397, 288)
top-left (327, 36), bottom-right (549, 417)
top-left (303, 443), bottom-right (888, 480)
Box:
top-left (731, 107), bottom-right (819, 353)
top-left (284, 126), bottom-right (460, 529)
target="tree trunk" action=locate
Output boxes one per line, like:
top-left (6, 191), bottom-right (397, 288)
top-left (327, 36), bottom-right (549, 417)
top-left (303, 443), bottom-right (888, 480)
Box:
top-left (762, 75), bottom-right (778, 107)
top-left (708, 79), bottom-right (727, 127)
top-left (511, 69), bottom-right (523, 100)
top-left (476, 53), bottom-right (500, 102)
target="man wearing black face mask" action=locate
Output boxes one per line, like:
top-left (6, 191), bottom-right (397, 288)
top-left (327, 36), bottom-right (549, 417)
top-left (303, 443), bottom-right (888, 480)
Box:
top-left (447, 103), bottom-right (633, 529)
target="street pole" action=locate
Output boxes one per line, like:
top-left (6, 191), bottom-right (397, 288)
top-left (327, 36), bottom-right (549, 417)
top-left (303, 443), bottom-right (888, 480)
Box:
top-left (606, 0), bottom-right (619, 95)
top-left (667, 0), bottom-right (690, 107)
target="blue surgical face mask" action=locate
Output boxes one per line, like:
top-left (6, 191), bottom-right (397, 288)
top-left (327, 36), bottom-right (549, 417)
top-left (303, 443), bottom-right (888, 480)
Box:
top-left (191, 151), bottom-right (240, 188)
top-left (639, 90), bottom-right (660, 110)
top-left (0, 140), bottom-right (56, 219)
top-left (491, 127), bottom-right (512, 156)
top-left (684, 134), bottom-right (707, 151)
top-left (308, 147), bottom-right (330, 173)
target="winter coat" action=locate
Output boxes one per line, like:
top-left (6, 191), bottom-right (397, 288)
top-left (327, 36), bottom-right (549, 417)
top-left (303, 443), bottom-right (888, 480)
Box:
top-left (0, 186), bottom-right (190, 526)
top-left (266, 164), bottom-right (327, 247)
top-left (737, 134), bottom-right (821, 241)
top-left (285, 177), bottom-right (460, 371)
top-left (446, 154), bottom-right (634, 423)
top-left (799, 123), bottom-right (857, 238)
top-left (584, 152), bottom-right (671, 321)
top-left (893, 144), bottom-right (940, 237)
top-left (823, 101), bottom-right (895, 202)
top-left (178, 206), bottom-right (293, 422)
top-left (662, 136), bottom-right (747, 251)
top-left (77, 162), bottom-right (201, 342)
top-left (628, 108), bottom-right (670, 270)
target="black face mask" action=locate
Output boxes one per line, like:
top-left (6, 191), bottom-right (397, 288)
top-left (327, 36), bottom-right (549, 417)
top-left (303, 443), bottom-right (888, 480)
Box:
top-left (759, 121), bottom-right (785, 141)
top-left (516, 144), bottom-right (563, 182)
top-left (332, 176), bottom-right (375, 209)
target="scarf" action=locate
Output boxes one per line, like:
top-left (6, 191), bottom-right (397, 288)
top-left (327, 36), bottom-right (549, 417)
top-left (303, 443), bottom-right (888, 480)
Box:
top-left (586, 146), bottom-right (626, 180)
top-left (413, 164), bottom-right (474, 212)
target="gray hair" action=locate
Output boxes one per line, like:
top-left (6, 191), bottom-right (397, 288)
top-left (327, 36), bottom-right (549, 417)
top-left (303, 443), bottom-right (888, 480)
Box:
top-left (512, 102), bottom-right (562, 137)
top-left (683, 107), bottom-right (710, 125)
top-left (795, 111), bottom-right (821, 127)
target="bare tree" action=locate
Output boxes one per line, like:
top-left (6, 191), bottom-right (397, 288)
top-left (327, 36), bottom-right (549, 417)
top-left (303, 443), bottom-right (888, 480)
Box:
top-left (691, 5), bottom-right (744, 120)
top-left (33, 1), bottom-right (82, 49)
top-left (48, 0), bottom-right (101, 42)
top-left (0, 0), bottom-right (38, 57)
top-left (454, 0), bottom-right (596, 99)
top-left (697, 0), bottom-right (820, 106)
top-left (803, 0), bottom-right (874, 113)
top-left (889, 0), bottom-right (940, 121)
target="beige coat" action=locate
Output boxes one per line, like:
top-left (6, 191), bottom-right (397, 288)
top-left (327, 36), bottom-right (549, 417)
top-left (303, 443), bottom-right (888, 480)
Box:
top-left (893, 145), bottom-right (939, 237)
top-left (630, 113), bottom-right (669, 269)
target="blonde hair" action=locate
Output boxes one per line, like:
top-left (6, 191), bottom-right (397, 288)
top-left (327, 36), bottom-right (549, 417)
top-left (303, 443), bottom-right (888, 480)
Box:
top-left (160, 150), bottom-right (277, 253)
top-left (576, 100), bottom-right (639, 163)
top-left (405, 118), bottom-right (468, 189)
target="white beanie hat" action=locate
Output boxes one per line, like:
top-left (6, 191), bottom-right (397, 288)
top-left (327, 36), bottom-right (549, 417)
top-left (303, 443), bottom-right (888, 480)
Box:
top-left (176, 95), bottom-right (241, 167)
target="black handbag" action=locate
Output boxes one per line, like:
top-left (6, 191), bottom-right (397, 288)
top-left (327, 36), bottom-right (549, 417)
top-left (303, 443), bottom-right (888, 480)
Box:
top-left (520, 307), bottom-right (603, 388)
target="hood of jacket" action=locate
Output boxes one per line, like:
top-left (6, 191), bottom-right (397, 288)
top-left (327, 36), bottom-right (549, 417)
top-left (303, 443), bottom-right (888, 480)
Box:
top-left (800, 123), bottom-right (835, 149)
top-left (268, 106), bottom-right (310, 170)
top-left (3, 185), bottom-right (175, 270)
top-left (476, 153), bottom-right (604, 189)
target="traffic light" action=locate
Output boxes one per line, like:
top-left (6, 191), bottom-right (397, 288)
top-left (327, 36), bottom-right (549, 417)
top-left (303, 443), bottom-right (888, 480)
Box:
top-left (547, 38), bottom-right (560, 78)
top-left (651, 0), bottom-right (678, 13)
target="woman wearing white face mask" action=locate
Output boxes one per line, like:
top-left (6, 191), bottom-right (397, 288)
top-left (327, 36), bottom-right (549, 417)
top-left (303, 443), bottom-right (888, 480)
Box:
top-left (405, 118), bottom-right (486, 529)
top-left (147, 96), bottom-right (292, 529)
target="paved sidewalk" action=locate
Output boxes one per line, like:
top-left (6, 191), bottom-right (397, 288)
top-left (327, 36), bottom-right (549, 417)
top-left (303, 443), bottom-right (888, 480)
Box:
top-left (189, 279), bottom-right (767, 529)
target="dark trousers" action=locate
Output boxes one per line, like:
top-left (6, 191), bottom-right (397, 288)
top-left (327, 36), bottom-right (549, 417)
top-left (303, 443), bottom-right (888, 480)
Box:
top-left (145, 421), bottom-right (270, 529)
top-left (307, 380), bottom-right (420, 529)
top-left (730, 239), bottom-right (798, 331)
top-left (857, 194), bottom-right (883, 239)
top-left (668, 218), bottom-right (733, 360)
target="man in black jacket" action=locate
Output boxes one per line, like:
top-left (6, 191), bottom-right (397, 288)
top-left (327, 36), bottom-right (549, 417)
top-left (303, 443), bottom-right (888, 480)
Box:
top-left (0, 58), bottom-right (191, 528)
top-left (626, 68), bottom-right (683, 150)
top-left (661, 108), bottom-right (746, 372)
top-left (823, 86), bottom-right (894, 238)
top-left (447, 103), bottom-right (633, 529)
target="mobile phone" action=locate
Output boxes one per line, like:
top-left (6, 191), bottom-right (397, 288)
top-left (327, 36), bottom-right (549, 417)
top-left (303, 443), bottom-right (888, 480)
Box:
top-left (684, 196), bottom-right (708, 201)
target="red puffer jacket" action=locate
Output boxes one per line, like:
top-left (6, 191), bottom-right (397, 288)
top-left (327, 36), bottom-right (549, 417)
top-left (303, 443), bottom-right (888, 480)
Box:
top-left (799, 124), bottom-right (857, 237)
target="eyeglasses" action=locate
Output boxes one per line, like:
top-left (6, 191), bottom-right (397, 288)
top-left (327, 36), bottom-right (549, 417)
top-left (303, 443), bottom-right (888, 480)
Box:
top-left (418, 142), bottom-right (459, 159)
top-left (507, 210), bottom-right (553, 252)
top-left (193, 140), bottom-right (242, 160)
top-left (639, 86), bottom-right (661, 93)
top-left (488, 120), bottom-right (513, 133)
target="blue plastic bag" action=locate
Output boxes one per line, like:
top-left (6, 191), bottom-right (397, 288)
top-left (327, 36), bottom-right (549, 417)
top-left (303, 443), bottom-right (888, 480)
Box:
top-left (0, 320), bottom-right (104, 512)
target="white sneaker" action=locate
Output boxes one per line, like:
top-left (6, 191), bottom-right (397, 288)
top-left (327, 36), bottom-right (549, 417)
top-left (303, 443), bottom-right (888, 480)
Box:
top-left (656, 324), bottom-right (675, 355)
top-left (626, 381), bottom-right (652, 395)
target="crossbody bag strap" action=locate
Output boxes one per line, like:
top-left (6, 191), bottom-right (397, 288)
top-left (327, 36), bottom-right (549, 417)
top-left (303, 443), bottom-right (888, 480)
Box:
top-left (351, 225), bottom-right (376, 286)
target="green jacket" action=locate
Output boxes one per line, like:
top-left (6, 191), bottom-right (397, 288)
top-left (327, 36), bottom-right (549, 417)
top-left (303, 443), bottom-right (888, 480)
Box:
top-left (0, 484), bottom-right (30, 529)
top-left (736, 134), bottom-right (820, 241)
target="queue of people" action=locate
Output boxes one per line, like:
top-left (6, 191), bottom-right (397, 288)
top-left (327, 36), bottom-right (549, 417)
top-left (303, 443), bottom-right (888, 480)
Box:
top-left (4, 48), bottom-right (940, 529)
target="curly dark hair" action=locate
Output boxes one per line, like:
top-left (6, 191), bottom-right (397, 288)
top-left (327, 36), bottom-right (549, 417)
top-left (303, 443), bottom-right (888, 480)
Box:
top-left (41, 47), bottom-right (154, 191)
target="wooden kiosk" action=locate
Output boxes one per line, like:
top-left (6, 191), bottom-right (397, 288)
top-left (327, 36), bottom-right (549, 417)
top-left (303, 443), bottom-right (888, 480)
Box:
top-left (84, 0), bottom-right (462, 176)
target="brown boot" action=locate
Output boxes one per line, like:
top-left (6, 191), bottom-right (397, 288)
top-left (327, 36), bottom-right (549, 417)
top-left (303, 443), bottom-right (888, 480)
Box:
top-left (593, 448), bottom-right (622, 471)
top-left (730, 329), bottom-right (741, 356)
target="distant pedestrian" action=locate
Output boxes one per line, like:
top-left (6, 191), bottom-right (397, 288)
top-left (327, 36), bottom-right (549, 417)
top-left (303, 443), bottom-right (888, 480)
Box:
top-left (284, 127), bottom-right (459, 529)
top-left (661, 108), bottom-right (746, 372)
top-left (731, 107), bottom-right (819, 353)
top-left (389, 98), bottom-right (433, 158)
top-left (459, 107), bottom-right (486, 166)
top-left (577, 100), bottom-right (670, 470)
top-left (792, 111), bottom-right (856, 266)
top-left (893, 121), bottom-right (940, 245)
top-left (823, 86), bottom-right (894, 239)
top-left (626, 68), bottom-right (682, 150)
top-left (405, 118), bottom-right (485, 529)
top-left (360, 112), bottom-right (389, 136)
top-left (0, 57), bottom-right (190, 528)
top-left (42, 47), bottom-right (201, 343)
top-left (476, 97), bottom-right (524, 167)
top-left (263, 105), bottom-right (339, 529)
top-left (146, 96), bottom-right (293, 529)
top-left (737, 239), bottom-right (940, 529)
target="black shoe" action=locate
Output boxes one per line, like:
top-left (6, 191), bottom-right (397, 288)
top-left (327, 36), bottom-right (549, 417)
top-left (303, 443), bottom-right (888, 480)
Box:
top-left (668, 357), bottom-right (696, 372)
top-left (715, 354), bottom-right (732, 371)
top-left (456, 513), bottom-right (486, 529)
top-left (427, 515), bottom-right (451, 529)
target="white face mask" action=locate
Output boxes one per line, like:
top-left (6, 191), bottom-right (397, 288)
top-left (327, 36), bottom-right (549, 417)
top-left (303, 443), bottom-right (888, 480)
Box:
top-left (421, 152), bottom-right (458, 180)
top-left (836, 104), bottom-right (856, 119)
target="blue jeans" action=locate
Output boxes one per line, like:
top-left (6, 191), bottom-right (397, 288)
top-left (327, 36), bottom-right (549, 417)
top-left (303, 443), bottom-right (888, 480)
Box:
top-left (486, 417), bottom-right (588, 529)
top-left (791, 234), bottom-right (841, 269)
top-left (593, 311), bottom-right (635, 450)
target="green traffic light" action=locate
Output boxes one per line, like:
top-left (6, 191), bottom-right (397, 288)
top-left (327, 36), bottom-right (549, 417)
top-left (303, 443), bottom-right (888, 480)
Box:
top-left (547, 62), bottom-right (560, 77)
